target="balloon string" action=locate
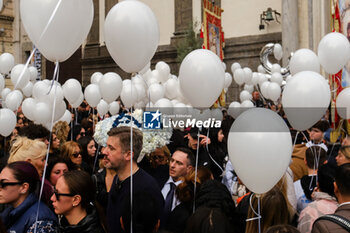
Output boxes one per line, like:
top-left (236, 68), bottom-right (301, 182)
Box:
top-left (93, 144), bottom-right (101, 174)
top-left (192, 129), bottom-right (200, 213)
top-left (39, 0), bottom-right (63, 42)
top-left (14, 48), bottom-right (36, 90)
top-left (34, 61), bottom-right (59, 233)
top-left (129, 102), bottom-right (133, 233)
top-left (254, 84), bottom-right (267, 105)
top-left (246, 194), bottom-right (262, 233)
top-left (330, 75), bottom-right (341, 93)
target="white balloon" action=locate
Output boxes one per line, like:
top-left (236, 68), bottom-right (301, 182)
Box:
top-left (271, 64), bottom-right (281, 74)
top-left (84, 84), bottom-right (101, 107)
top-left (230, 62), bottom-right (241, 74)
top-left (48, 83), bottom-right (64, 103)
top-left (1, 88), bottom-right (10, 99)
top-left (258, 73), bottom-right (268, 86)
top-left (28, 66), bottom-right (38, 81)
top-left (53, 100), bottom-right (66, 122)
top-left (120, 84), bottom-right (138, 108)
top-left (34, 101), bottom-right (52, 124)
top-left (318, 32), bottom-right (350, 74)
top-left (273, 43), bottom-right (283, 60)
top-left (123, 79), bottom-right (132, 87)
top-left (10, 64), bottom-right (30, 89)
top-left (132, 75), bottom-right (147, 88)
top-left (147, 77), bottom-right (159, 86)
top-left (0, 74), bottom-right (4, 93)
top-left (134, 101), bottom-right (146, 109)
top-left (148, 83), bottom-right (165, 103)
top-left (154, 98), bottom-right (173, 115)
top-left (0, 53), bottom-right (15, 75)
top-left (290, 49), bottom-right (320, 75)
top-left (134, 84), bottom-right (146, 102)
top-left (5, 90), bottom-right (23, 111)
top-left (71, 92), bottom-right (84, 108)
top-left (270, 72), bottom-right (283, 86)
top-left (244, 84), bottom-right (254, 94)
top-left (151, 70), bottom-right (162, 83)
top-left (104, 0), bottom-right (159, 73)
top-left (222, 62), bottom-right (227, 71)
top-left (21, 82), bottom-right (33, 97)
top-left (233, 68), bottom-right (245, 86)
top-left (97, 99), bottom-right (109, 116)
top-left (241, 100), bottom-right (254, 110)
top-left (91, 72), bottom-right (103, 84)
top-left (260, 81), bottom-right (270, 99)
top-left (336, 88), bottom-right (350, 119)
top-left (63, 79), bottom-right (81, 104)
top-left (109, 101), bottom-right (120, 116)
top-left (267, 82), bottom-right (281, 101)
top-left (251, 72), bottom-right (259, 85)
top-left (282, 71), bottom-right (331, 131)
top-left (228, 101), bottom-right (241, 119)
top-left (99, 72), bottom-right (122, 103)
top-left (240, 90), bottom-right (252, 102)
top-left (22, 98), bottom-right (37, 121)
top-left (164, 78), bottom-right (178, 99)
top-left (20, 0), bottom-right (94, 62)
top-left (228, 108), bottom-right (292, 194)
top-left (32, 81), bottom-right (49, 100)
top-left (224, 72), bottom-right (233, 88)
top-left (59, 110), bottom-right (72, 124)
top-left (179, 49), bottom-right (224, 108)
top-left (139, 62), bottom-right (150, 75)
top-left (0, 108), bottom-right (16, 137)
top-left (243, 67), bottom-right (252, 85)
top-left (257, 64), bottom-right (266, 74)
top-left (156, 61), bottom-right (170, 83)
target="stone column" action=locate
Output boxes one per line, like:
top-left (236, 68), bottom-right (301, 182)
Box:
top-left (86, 0), bottom-right (100, 45)
top-left (171, 0), bottom-right (193, 45)
top-left (282, 0), bottom-right (299, 66)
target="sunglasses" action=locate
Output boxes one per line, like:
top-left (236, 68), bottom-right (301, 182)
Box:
top-left (80, 132), bottom-right (86, 136)
top-left (0, 179), bottom-right (23, 189)
top-left (53, 187), bottom-right (75, 201)
top-left (71, 152), bottom-right (81, 158)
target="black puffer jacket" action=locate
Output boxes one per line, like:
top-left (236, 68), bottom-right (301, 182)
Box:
top-left (59, 208), bottom-right (105, 233)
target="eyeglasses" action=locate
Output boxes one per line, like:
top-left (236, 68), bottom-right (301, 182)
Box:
top-left (53, 187), bottom-right (75, 201)
top-left (80, 132), bottom-right (86, 136)
top-left (0, 179), bottom-right (23, 189)
top-left (71, 152), bottom-right (81, 158)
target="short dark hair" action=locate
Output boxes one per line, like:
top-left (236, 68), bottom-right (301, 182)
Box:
top-left (62, 170), bottom-right (95, 210)
top-left (335, 164), bottom-right (350, 196)
top-left (18, 124), bottom-right (50, 140)
top-left (45, 156), bottom-right (70, 183)
top-left (310, 120), bottom-right (330, 132)
top-left (107, 126), bottom-right (143, 162)
top-left (318, 163), bottom-right (337, 197)
top-left (305, 146), bottom-right (327, 169)
top-left (7, 161), bottom-right (40, 193)
top-left (121, 192), bottom-right (159, 233)
top-left (174, 147), bottom-right (195, 167)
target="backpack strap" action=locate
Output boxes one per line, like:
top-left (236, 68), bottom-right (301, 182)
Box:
top-left (314, 214), bottom-right (350, 232)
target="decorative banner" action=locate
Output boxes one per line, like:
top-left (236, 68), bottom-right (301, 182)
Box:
top-left (202, 0), bottom-right (225, 107)
top-left (330, 0), bottom-right (350, 140)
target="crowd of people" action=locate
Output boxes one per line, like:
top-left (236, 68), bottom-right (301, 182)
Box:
top-left (0, 95), bottom-right (349, 233)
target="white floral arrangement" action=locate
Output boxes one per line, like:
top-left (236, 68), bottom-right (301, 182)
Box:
top-left (93, 109), bottom-right (173, 162)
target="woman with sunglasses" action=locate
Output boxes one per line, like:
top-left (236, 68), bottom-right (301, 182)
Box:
top-left (61, 141), bottom-right (89, 172)
top-left (0, 161), bottom-right (57, 232)
top-left (51, 170), bottom-right (105, 233)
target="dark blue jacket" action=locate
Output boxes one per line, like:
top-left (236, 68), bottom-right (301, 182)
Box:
top-left (0, 193), bottom-right (57, 233)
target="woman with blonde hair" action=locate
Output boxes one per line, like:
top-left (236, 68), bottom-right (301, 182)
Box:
top-left (9, 136), bottom-right (53, 205)
top-left (53, 121), bottom-right (70, 146)
top-left (9, 136), bottom-right (47, 177)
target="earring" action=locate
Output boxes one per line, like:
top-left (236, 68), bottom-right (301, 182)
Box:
top-left (72, 204), bottom-right (76, 207)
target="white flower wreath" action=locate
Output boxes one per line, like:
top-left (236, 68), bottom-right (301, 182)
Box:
top-left (93, 109), bottom-right (173, 162)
